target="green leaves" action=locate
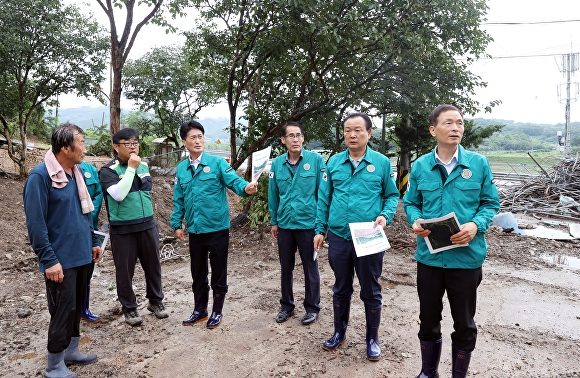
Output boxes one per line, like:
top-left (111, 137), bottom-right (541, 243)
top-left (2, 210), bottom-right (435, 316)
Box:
top-left (0, 0), bottom-right (109, 176)
top-left (182, 0), bottom-right (494, 169)
top-left (123, 44), bottom-right (223, 144)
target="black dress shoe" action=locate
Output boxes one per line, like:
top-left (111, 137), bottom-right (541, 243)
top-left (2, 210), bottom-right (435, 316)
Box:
top-left (275, 310), bottom-right (294, 323)
top-left (301, 312), bottom-right (318, 325)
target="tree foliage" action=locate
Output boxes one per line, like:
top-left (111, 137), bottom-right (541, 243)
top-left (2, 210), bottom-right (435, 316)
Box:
top-left (95, 0), bottom-right (194, 137)
top-left (186, 0), bottom-right (496, 172)
top-left (123, 45), bottom-right (222, 147)
top-left (0, 0), bottom-right (108, 177)
top-left (462, 119), bottom-right (504, 150)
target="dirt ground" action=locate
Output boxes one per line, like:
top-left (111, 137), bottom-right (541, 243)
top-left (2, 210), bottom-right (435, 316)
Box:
top-left (1, 172), bottom-right (580, 378)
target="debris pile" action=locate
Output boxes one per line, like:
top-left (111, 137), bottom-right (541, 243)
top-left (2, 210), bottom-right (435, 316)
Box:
top-left (498, 153), bottom-right (580, 220)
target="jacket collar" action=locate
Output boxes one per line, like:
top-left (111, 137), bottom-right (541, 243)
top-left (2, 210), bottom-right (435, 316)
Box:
top-left (428, 145), bottom-right (469, 171)
top-left (342, 145), bottom-right (373, 164)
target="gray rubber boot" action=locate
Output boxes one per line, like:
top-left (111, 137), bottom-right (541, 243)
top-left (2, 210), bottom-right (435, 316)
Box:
top-left (64, 336), bottom-right (97, 366)
top-left (43, 350), bottom-right (77, 378)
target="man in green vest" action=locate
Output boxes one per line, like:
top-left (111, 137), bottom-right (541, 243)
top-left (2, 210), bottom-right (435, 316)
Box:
top-left (268, 121), bottom-right (324, 325)
top-left (99, 128), bottom-right (168, 326)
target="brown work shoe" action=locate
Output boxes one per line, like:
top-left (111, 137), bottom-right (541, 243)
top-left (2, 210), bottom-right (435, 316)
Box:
top-left (124, 309), bottom-right (143, 326)
top-left (147, 302), bottom-right (169, 319)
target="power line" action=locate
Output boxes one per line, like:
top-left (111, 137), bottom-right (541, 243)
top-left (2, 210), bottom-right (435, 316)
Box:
top-left (484, 20), bottom-right (580, 25)
top-left (463, 53), bottom-right (573, 60)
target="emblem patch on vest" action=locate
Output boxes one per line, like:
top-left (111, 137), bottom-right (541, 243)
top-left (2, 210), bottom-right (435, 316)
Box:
top-left (84, 172), bottom-right (91, 179)
top-left (461, 169), bottom-right (472, 179)
top-left (203, 166), bottom-right (211, 173)
top-left (367, 165), bottom-right (375, 173)
top-left (322, 172), bottom-right (327, 182)
top-left (269, 172), bottom-right (274, 178)
top-left (303, 163), bottom-right (310, 171)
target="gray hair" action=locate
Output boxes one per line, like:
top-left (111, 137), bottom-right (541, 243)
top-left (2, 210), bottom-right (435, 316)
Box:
top-left (52, 123), bottom-right (83, 154)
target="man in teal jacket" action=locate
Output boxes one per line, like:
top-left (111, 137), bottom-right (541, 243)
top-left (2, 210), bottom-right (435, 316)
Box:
top-left (314, 112), bottom-right (399, 361)
top-left (403, 105), bottom-right (500, 378)
top-left (79, 161), bottom-right (103, 323)
top-left (172, 120), bottom-right (258, 329)
top-left (268, 121), bottom-right (324, 325)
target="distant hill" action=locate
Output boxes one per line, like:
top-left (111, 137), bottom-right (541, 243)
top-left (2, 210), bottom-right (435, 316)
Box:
top-left (52, 106), bottom-right (576, 152)
top-left (52, 105), bottom-right (116, 130)
top-left (50, 105), bottom-right (232, 142)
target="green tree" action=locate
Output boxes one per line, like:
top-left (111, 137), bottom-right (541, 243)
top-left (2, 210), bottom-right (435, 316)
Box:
top-left (187, 0), bottom-right (496, 177)
top-left (123, 45), bottom-right (222, 147)
top-left (94, 0), bottom-right (193, 136)
top-left (0, 0), bottom-right (108, 177)
top-left (462, 119), bottom-right (504, 149)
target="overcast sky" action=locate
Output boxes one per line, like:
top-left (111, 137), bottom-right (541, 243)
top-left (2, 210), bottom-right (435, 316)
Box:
top-left (59, 0), bottom-right (580, 125)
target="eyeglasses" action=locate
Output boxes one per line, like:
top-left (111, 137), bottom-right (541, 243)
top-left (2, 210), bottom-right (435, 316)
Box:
top-left (119, 141), bottom-right (139, 147)
top-left (284, 133), bottom-right (303, 140)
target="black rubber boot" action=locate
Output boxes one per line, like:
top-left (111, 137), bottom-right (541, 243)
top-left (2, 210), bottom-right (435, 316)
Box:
top-left (451, 344), bottom-right (472, 378)
top-left (207, 293), bottom-right (225, 329)
top-left (322, 299), bottom-right (350, 351)
top-left (183, 292), bottom-right (209, 326)
top-left (365, 305), bottom-right (381, 361)
top-left (415, 338), bottom-right (442, 378)
top-left (80, 284), bottom-right (100, 323)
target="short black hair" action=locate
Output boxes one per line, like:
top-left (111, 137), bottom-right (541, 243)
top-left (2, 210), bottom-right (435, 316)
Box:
top-left (112, 128), bottom-right (139, 144)
top-left (429, 104), bottom-right (464, 126)
top-left (180, 120), bottom-right (205, 140)
top-left (343, 112), bottom-right (372, 131)
top-left (52, 123), bottom-right (83, 154)
top-left (281, 121), bottom-right (304, 137)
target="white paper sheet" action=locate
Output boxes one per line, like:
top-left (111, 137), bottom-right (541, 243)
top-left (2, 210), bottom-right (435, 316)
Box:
top-left (251, 146), bottom-right (272, 183)
top-left (349, 222), bottom-right (391, 257)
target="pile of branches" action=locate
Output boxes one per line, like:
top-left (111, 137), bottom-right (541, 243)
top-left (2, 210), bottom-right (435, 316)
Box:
top-left (498, 153), bottom-right (580, 220)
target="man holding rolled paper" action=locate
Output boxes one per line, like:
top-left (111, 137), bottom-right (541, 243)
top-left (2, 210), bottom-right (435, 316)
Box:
top-left (403, 104), bottom-right (500, 378)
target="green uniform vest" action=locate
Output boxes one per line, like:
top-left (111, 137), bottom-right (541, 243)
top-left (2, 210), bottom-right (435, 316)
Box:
top-left (106, 161), bottom-right (154, 226)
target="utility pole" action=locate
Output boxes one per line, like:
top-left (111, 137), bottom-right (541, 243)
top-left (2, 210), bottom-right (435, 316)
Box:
top-left (556, 49), bottom-right (579, 157)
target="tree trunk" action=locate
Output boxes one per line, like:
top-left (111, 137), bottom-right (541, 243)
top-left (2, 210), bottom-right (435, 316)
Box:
top-left (110, 64), bottom-right (122, 138)
top-left (18, 123), bottom-right (27, 178)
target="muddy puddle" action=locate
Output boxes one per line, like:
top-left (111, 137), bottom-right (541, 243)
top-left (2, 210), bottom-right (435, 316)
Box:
top-left (541, 254), bottom-right (580, 269)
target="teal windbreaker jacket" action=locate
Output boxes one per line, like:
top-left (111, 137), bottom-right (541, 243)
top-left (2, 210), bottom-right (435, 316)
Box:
top-left (315, 146), bottom-right (399, 240)
top-left (403, 145), bottom-right (500, 269)
top-left (268, 149), bottom-right (325, 230)
top-left (171, 152), bottom-right (249, 234)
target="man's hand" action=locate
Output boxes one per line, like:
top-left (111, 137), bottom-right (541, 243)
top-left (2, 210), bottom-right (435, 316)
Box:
top-left (92, 246), bottom-right (102, 263)
top-left (412, 219), bottom-right (431, 238)
top-left (270, 225), bottom-right (278, 240)
top-left (313, 234), bottom-right (325, 253)
top-left (128, 154), bottom-right (141, 170)
top-left (373, 215), bottom-right (387, 228)
top-left (450, 221), bottom-right (478, 244)
top-left (245, 182), bottom-right (258, 194)
top-left (45, 263), bottom-right (64, 283)
top-left (175, 228), bottom-right (187, 241)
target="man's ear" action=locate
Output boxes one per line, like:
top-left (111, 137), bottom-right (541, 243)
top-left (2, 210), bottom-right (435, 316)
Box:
top-left (429, 125), bottom-right (436, 137)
